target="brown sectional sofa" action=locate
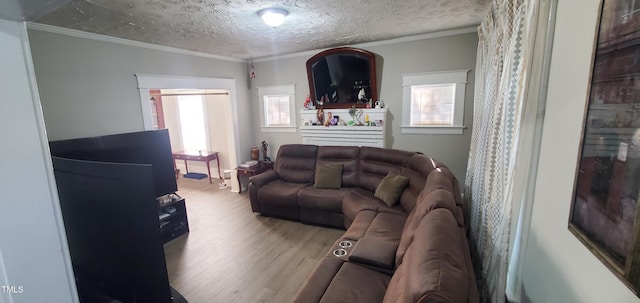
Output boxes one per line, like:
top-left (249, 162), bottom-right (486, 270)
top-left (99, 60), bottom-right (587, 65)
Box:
top-left (248, 144), bottom-right (478, 303)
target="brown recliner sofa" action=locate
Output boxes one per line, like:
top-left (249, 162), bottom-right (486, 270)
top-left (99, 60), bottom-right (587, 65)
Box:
top-left (248, 144), bottom-right (478, 303)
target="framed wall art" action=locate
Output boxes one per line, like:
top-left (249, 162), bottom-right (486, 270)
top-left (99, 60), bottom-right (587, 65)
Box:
top-left (569, 0), bottom-right (640, 295)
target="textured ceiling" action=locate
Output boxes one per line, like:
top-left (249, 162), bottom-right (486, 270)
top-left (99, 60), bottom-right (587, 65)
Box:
top-left (33, 0), bottom-right (490, 59)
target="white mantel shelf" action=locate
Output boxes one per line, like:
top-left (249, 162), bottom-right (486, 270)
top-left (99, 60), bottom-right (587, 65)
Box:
top-left (299, 108), bottom-right (388, 148)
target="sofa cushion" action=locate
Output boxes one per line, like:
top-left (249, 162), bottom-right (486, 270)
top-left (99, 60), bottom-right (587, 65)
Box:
top-left (275, 144), bottom-right (318, 183)
top-left (257, 180), bottom-right (310, 220)
top-left (420, 168), bottom-right (465, 227)
top-left (374, 172), bottom-right (410, 206)
top-left (395, 189), bottom-right (456, 266)
top-left (298, 187), bottom-right (345, 213)
top-left (292, 256), bottom-right (391, 303)
top-left (292, 256), bottom-right (346, 303)
top-left (317, 146), bottom-right (360, 187)
top-left (397, 154), bottom-right (439, 212)
top-left (383, 209), bottom-right (469, 303)
top-left (298, 187), bottom-right (346, 227)
top-left (314, 164), bottom-right (343, 189)
top-left (357, 147), bottom-right (415, 192)
top-left (349, 237), bottom-right (398, 270)
top-left (422, 167), bottom-right (457, 202)
top-left (342, 210), bottom-right (376, 239)
top-left (342, 188), bottom-right (405, 224)
top-left (343, 210), bottom-right (406, 243)
top-left (319, 262), bottom-right (391, 303)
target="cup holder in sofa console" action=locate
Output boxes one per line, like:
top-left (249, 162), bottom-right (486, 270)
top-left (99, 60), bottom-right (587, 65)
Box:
top-left (333, 248), bottom-right (347, 257)
top-left (338, 240), bottom-right (353, 248)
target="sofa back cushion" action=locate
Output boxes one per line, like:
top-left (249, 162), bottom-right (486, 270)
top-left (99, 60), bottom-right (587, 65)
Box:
top-left (384, 209), bottom-right (469, 303)
top-left (423, 167), bottom-right (461, 205)
top-left (275, 144), bottom-right (318, 183)
top-left (397, 154), bottom-right (440, 212)
top-left (357, 147), bottom-right (415, 192)
top-left (421, 167), bottom-right (465, 227)
top-left (395, 188), bottom-right (456, 266)
top-left (316, 146), bottom-right (360, 187)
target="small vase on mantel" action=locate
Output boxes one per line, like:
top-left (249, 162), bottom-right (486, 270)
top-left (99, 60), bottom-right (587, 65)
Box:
top-left (251, 147), bottom-right (259, 161)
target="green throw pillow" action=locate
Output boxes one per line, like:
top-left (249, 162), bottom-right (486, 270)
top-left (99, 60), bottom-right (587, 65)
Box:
top-left (375, 172), bottom-right (410, 206)
top-left (314, 164), bottom-right (343, 189)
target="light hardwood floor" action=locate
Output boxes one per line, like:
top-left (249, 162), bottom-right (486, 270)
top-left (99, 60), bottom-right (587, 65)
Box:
top-left (164, 177), bottom-right (344, 303)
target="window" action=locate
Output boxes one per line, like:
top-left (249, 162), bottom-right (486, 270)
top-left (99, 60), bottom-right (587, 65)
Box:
top-left (258, 85), bottom-right (296, 132)
top-left (401, 70), bottom-right (469, 134)
top-left (177, 95), bottom-right (209, 151)
top-left (264, 94), bottom-right (291, 126)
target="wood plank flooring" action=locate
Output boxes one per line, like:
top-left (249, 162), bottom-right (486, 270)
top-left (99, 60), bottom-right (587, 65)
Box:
top-left (164, 177), bottom-right (344, 303)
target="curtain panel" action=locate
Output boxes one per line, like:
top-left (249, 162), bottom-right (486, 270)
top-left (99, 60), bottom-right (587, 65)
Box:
top-left (465, 0), bottom-right (537, 301)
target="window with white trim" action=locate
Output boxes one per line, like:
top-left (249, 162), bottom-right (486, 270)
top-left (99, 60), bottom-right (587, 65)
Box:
top-left (258, 85), bottom-right (297, 132)
top-left (177, 95), bottom-right (209, 151)
top-left (401, 70), bottom-right (469, 135)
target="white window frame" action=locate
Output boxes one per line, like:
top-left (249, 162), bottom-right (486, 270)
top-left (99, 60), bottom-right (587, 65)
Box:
top-left (176, 94), bottom-right (211, 152)
top-left (258, 84), bottom-right (297, 132)
top-left (401, 70), bottom-right (469, 135)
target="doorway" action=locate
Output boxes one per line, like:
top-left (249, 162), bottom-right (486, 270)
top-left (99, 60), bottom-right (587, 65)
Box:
top-left (136, 75), bottom-right (240, 192)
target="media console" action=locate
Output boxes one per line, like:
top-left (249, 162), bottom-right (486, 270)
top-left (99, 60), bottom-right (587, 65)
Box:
top-left (159, 194), bottom-right (190, 244)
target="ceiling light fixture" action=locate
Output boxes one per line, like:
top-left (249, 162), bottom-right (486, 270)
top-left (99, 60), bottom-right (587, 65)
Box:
top-left (258, 8), bottom-right (288, 27)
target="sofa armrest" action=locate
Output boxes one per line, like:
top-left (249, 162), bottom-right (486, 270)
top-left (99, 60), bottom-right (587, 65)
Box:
top-left (248, 170), bottom-right (279, 213)
top-left (248, 169), bottom-right (279, 187)
top-left (349, 237), bottom-right (398, 270)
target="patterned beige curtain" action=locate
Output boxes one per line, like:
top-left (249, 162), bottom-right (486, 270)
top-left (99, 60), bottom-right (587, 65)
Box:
top-left (465, 0), bottom-right (538, 302)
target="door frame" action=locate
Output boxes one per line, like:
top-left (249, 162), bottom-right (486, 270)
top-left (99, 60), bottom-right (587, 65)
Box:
top-left (135, 74), bottom-right (240, 191)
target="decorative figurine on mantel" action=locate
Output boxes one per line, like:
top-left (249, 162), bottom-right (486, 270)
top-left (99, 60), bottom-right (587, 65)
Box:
top-left (324, 112), bottom-right (332, 127)
top-left (316, 108), bottom-right (324, 126)
top-left (261, 140), bottom-right (271, 162)
top-left (304, 94), bottom-right (313, 110)
top-left (348, 105), bottom-right (357, 125)
top-left (347, 105), bottom-right (364, 126)
top-left (357, 88), bottom-right (367, 103)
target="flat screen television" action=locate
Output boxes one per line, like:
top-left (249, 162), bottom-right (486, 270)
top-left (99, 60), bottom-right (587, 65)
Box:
top-left (53, 156), bottom-right (178, 303)
top-left (49, 129), bottom-right (178, 198)
top-left (50, 130), bottom-right (186, 303)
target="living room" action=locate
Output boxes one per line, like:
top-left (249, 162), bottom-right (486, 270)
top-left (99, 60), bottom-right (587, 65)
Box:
top-left (2, 0), bottom-right (639, 302)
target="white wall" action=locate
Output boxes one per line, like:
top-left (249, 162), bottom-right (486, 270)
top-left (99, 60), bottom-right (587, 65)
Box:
top-left (27, 28), bottom-right (255, 165)
top-left (250, 32), bottom-right (478, 181)
top-left (521, 0), bottom-right (640, 302)
top-left (205, 93), bottom-right (232, 172)
top-left (161, 95), bottom-right (183, 153)
top-left (0, 19), bottom-right (77, 303)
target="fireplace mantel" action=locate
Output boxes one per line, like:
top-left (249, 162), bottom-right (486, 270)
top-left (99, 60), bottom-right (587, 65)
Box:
top-left (299, 108), bottom-right (388, 147)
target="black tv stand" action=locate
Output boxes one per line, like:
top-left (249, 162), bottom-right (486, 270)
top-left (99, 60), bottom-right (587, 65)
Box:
top-left (158, 194), bottom-right (189, 244)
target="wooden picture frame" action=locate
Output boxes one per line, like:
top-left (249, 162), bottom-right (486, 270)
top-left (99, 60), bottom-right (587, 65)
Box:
top-left (568, 0), bottom-right (640, 295)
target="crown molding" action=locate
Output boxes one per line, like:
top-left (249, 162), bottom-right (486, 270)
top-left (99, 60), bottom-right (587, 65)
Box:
top-left (252, 26), bottom-right (479, 63)
top-left (25, 22), bottom-right (478, 64)
top-left (26, 22), bottom-right (246, 63)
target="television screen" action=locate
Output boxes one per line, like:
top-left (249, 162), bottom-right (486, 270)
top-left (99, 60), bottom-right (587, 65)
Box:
top-left (49, 129), bottom-right (177, 197)
top-left (53, 156), bottom-right (174, 303)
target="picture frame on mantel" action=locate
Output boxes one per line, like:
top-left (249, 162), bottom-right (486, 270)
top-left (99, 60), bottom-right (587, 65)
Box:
top-left (568, 0), bottom-right (640, 296)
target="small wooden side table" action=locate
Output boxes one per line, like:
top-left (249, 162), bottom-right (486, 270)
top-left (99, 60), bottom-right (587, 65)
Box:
top-left (172, 150), bottom-right (222, 184)
top-left (236, 161), bottom-right (274, 193)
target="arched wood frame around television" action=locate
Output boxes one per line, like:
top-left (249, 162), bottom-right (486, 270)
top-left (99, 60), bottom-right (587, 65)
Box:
top-left (306, 47), bottom-right (377, 109)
